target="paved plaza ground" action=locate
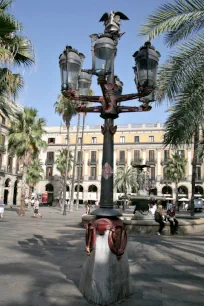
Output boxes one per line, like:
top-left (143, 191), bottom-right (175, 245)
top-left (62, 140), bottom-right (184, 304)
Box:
top-left (0, 206), bottom-right (204, 306)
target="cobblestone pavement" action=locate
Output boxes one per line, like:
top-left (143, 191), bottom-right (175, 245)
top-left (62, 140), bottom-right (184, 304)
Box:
top-left (0, 207), bottom-right (204, 306)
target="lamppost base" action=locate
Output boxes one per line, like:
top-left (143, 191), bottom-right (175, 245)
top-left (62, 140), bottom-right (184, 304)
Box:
top-left (79, 230), bottom-right (132, 305)
top-left (91, 207), bottom-right (122, 217)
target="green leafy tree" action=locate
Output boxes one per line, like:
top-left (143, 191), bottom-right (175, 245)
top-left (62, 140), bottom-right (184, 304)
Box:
top-left (8, 107), bottom-right (47, 216)
top-left (54, 94), bottom-right (76, 214)
top-left (115, 167), bottom-right (138, 209)
top-left (165, 153), bottom-right (187, 209)
top-left (26, 158), bottom-right (43, 198)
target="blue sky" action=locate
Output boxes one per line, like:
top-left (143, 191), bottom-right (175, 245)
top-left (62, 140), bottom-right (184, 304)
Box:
top-left (12, 0), bottom-right (172, 127)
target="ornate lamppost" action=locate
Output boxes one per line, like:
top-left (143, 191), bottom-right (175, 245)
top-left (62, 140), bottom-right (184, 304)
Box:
top-left (59, 11), bottom-right (160, 305)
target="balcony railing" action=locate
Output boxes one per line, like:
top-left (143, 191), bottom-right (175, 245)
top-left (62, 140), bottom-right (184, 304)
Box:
top-left (7, 166), bottom-right (13, 174)
top-left (0, 144), bottom-right (6, 152)
top-left (160, 178), bottom-right (172, 184)
top-left (116, 159), bottom-right (126, 166)
top-left (131, 159), bottom-right (142, 166)
top-left (76, 160), bottom-right (84, 165)
top-left (45, 159), bottom-right (54, 165)
top-left (195, 177), bottom-right (204, 183)
top-left (192, 159), bottom-right (203, 165)
top-left (161, 158), bottom-right (170, 166)
top-left (146, 158), bottom-right (157, 165)
top-left (89, 176), bottom-right (97, 180)
top-left (0, 166), bottom-right (6, 174)
top-left (88, 159), bottom-right (97, 165)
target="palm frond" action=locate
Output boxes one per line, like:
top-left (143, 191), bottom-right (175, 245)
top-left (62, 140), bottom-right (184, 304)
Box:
top-left (139, 0), bottom-right (204, 46)
top-left (157, 34), bottom-right (204, 101)
top-left (163, 74), bottom-right (204, 147)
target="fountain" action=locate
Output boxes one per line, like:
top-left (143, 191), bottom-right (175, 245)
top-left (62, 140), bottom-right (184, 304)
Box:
top-left (131, 162), bottom-right (162, 220)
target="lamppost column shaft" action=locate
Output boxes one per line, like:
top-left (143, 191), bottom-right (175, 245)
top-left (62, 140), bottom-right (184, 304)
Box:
top-left (100, 118), bottom-right (114, 209)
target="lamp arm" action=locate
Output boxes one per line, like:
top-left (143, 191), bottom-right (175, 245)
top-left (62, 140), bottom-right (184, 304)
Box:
top-left (116, 88), bottom-right (153, 103)
top-left (118, 104), bottom-right (152, 113)
top-left (75, 106), bottom-right (102, 113)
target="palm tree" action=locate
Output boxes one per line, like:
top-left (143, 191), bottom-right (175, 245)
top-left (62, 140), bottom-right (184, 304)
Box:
top-left (114, 166), bottom-right (138, 210)
top-left (75, 88), bottom-right (94, 210)
top-left (26, 158), bottom-right (43, 200)
top-left (140, 0), bottom-right (204, 216)
top-left (8, 107), bottom-right (47, 216)
top-left (55, 149), bottom-right (73, 207)
top-left (69, 111), bottom-right (80, 212)
top-left (165, 153), bottom-right (187, 209)
top-left (0, 0), bottom-right (35, 112)
top-left (54, 94), bottom-right (76, 215)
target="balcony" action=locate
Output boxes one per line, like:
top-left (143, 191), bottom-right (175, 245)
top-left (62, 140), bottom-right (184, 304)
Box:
top-left (0, 166), bottom-right (6, 175)
top-left (131, 159), bottom-right (143, 166)
top-left (160, 178), bottom-right (172, 184)
top-left (116, 159), bottom-right (126, 166)
top-left (191, 159), bottom-right (203, 165)
top-left (161, 159), bottom-right (170, 166)
top-left (0, 144), bottom-right (6, 152)
top-left (73, 176), bottom-right (84, 182)
top-left (88, 159), bottom-right (97, 165)
top-left (89, 176), bottom-right (97, 180)
top-left (76, 160), bottom-right (84, 165)
top-left (17, 170), bottom-right (23, 177)
top-left (195, 177), bottom-right (204, 183)
top-left (146, 158), bottom-right (157, 165)
top-left (45, 159), bottom-right (54, 165)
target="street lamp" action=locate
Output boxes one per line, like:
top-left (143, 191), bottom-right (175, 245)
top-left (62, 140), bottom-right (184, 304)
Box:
top-left (59, 11), bottom-right (160, 305)
top-left (59, 46), bottom-right (85, 90)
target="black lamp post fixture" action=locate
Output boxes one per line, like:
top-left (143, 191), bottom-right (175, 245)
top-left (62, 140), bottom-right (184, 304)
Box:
top-left (59, 12), bottom-right (160, 218)
top-left (59, 11), bottom-right (160, 304)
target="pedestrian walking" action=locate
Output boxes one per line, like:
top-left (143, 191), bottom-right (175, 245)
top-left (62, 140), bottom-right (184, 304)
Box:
top-left (167, 204), bottom-right (179, 235)
top-left (84, 200), bottom-right (90, 214)
top-left (33, 198), bottom-right (42, 218)
top-left (155, 203), bottom-right (166, 235)
top-left (0, 197), bottom-right (5, 219)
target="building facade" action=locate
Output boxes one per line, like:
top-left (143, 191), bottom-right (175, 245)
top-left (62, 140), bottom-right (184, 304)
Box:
top-left (0, 103), bottom-right (24, 207)
top-left (34, 122), bottom-right (204, 206)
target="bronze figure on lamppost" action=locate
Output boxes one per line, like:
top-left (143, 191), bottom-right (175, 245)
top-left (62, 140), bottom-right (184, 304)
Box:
top-left (59, 11), bottom-right (160, 305)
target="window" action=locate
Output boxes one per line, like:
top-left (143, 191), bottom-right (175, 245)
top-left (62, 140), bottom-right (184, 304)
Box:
top-left (0, 115), bottom-right (5, 125)
top-left (164, 150), bottom-right (170, 161)
top-left (120, 136), bottom-right (125, 143)
top-left (7, 156), bottom-right (13, 173)
top-left (91, 137), bottom-right (97, 144)
top-left (163, 168), bottom-right (168, 180)
top-left (91, 167), bottom-right (97, 178)
top-left (149, 150), bottom-right (155, 162)
top-left (48, 138), bottom-right (55, 144)
top-left (134, 136), bottom-right (140, 143)
top-left (46, 167), bottom-right (53, 178)
top-left (149, 136), bottom-right (154, 142)
top-left (0, 134), bottom-right (5, 146)
top-left (47, 152), bottom-right (54, 163)
top-left (134, 150), bottom-right (140, 161)
top-left (0, 154), bottom-right (2, 168)
top-left (77, 166), bottom-right (83, 178)
top-left (16, 159), bottom-right (20, 174)
top-left (91, 151), bottom-right (96, 162)
top-left (119, 151), bottom-right (125, 162)
top-left (78, 137), bottom-right (82, 144)
top-left (196, 166), bottom-right (201, 180)
top-left (177, 150), bottom-right (185, 158)
top-left (77, 151), bottom-right (82, 162)
top-left (150, 167), bottom-right (155, 180)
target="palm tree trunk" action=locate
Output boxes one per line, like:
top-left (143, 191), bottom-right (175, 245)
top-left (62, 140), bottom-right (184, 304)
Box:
top-left (19, 165), bottom-right (27, 216)
top-left (175, 181), bottom-right (178, 211)
top-left (191, 126), bottom-right (199, 217)
top-left (62, 124), bottom-right (70, 215)
top-left (76, 113), bottom-right (85, 210)
top-left (69, 113), bottom-right (80, 212)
